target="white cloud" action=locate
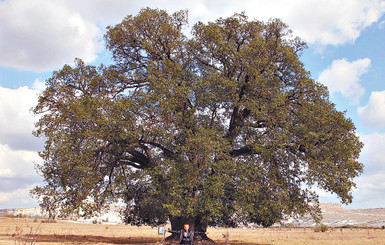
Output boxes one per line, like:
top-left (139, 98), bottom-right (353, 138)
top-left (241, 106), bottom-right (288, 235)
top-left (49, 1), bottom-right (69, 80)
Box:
top-left (0, 85), bottom-right (44, 208)
top-left (283, 0), bottom-right (385, 45)
top-left (0, 86), bottom-right (44, 151)
top-left (31, 79), bottom-right (46, 91)
top-left (179, 0), bottom-right (385, 46)
top-left (0, 144), bottom-right (41, 181)
top-left (344, 132), bottom-right (385, 208)
top-left (1, 0), bottom-right (384, 72)
top-left (318, 58), bottom-right (370, 105)
top-left (0, 184), bottom-right (40, 208)
top-left (0, 0), bottom-right (101, 72)
top-left (157, 0), bottom-right (385, 46)
top-left (358, 132), bottom-right (385, 174)
top-left (358, 91), bottom-right (385, 129)
top-left (348, 173), bottom-right (385, 208)
top-left (0, 168), bottom-right (13, 178)
top-left (0, 144), bottom-right (43, 208)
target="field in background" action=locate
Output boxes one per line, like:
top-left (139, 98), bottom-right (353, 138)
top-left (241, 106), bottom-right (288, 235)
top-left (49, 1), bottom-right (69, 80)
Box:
top-left (1, 218), bottom-right (385, 245)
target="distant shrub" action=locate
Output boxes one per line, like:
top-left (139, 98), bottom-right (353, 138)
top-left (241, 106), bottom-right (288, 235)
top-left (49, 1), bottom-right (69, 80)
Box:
top-left (41, 219), bottom-right (57, 223)
top-left (314, 224), bottom-right (328, 232)
top-left (280, 222), bottom-right (295, 229)
top-left (339, 224), bottom-right (370, 229)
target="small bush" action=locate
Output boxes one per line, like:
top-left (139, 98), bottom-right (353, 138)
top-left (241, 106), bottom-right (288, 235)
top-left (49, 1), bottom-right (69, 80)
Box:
top-left (314, 224), bottom-right (328, 232)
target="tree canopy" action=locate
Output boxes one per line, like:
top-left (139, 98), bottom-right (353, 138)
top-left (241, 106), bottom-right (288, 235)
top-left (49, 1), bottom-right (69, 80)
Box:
top-left (31, 8), bottom-right (363, 231)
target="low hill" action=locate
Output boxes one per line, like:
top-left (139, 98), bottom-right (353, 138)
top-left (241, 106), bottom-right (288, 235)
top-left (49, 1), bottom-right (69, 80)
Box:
top-left (291, 203), bottom-right (385, 227)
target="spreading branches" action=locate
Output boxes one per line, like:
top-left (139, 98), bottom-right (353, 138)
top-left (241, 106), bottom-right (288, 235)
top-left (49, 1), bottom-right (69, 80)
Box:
top-left (32, 9), bottom-right (363, 229)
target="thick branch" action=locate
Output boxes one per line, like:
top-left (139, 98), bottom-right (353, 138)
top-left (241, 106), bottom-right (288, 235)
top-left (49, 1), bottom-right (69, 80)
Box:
top-left (119, 158), bottom-right (144, 169)
top-left (226, 106), bottom-right (251, 143)
top-left (229, 145), bottom-right (255, 157)
top-left (138, 139), bottom-right (177, 158)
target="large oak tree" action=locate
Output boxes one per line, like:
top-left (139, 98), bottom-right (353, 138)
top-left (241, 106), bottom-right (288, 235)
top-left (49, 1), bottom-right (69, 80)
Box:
top-left (31, 8), bottom-right (363, 240)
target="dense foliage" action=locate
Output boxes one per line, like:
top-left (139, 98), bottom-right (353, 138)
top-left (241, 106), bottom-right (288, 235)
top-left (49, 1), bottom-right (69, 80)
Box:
top-left (31, 8), bottom-right (363, 231)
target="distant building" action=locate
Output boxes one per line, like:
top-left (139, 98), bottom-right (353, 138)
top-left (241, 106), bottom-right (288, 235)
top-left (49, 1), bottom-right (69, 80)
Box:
top-left (0, 209), bottom-right (8, 217)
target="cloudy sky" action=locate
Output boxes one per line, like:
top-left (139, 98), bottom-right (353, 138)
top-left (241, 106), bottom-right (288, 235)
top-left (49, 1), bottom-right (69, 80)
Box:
top-left (1, 0), bottom-right (385, 210)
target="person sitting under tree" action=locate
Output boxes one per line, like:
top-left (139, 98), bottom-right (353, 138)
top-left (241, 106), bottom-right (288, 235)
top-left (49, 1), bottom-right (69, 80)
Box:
top-left (168, 224), bottom-right (208, 245)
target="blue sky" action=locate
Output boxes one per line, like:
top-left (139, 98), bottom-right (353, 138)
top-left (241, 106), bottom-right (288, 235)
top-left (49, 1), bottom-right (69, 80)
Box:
top-left (1, 0), bottom-right (385, 210)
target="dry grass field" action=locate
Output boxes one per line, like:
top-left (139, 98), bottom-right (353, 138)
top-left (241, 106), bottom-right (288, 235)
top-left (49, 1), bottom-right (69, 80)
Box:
top-left (1, 217), bottom-right (385, 245)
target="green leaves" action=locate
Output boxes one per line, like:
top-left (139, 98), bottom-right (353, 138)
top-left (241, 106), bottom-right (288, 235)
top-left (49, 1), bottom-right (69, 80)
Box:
top-left (32, 8), bottom-right (363, 228)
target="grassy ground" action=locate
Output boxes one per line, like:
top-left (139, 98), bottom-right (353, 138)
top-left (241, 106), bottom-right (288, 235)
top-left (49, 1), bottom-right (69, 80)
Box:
top-left (1, 217), bottom-right (385, 244)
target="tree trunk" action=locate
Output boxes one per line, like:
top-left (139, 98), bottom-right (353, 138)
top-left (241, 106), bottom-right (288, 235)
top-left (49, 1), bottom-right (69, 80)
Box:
top-left (165, 216), bottom-right (191, 241)
top-left (193, 215), bottom-right (209, 241)
top-left (166, 216), bottom-right (216, 244)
